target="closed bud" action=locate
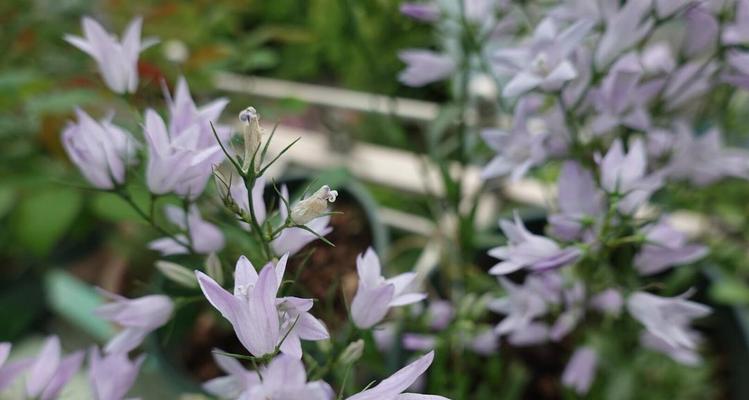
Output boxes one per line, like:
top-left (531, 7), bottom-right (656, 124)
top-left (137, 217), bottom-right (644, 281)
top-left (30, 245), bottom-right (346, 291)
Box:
top-left (290, 185), bottom-right (338, 225)
top-left (156, 260), bottom-right (198, 288)
top-left (205, 253), bottom-right (224, 285)
top-left (239, 106), bottom-right (263, 173)
top-left (339, 339), bottom-right (364, 364)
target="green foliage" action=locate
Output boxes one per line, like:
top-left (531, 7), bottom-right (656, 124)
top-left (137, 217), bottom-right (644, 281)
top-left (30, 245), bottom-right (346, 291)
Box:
top-left (12, 188), bottom-right (82, 256)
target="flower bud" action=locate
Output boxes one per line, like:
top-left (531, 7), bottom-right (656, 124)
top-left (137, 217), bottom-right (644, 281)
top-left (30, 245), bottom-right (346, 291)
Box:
top-left (290, 185), bottom-right (338, 225)
top-left (239, 106), bottom-right (263, 173)
top-left (338, 339), bottom-right (364, 364)
top-left (205, 253), bottom-right (223, 285)
top-left (156, 260), bottom-right (198, 288)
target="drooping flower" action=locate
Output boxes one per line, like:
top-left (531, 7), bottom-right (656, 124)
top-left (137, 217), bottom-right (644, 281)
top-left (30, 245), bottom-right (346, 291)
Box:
top-left (488, 212), bottom-right (581, 275)
top-left (489, 278), bottom-right (549, 337)
top-left (65, 17), bottom-right (156, 93)
top-left (202, 351), bottom-right (260, 399)
top-left (95, 290), bottom-right (174, 354)
top-left (197, 255), bottom-right (328, 358)
top-left (273, 185), bottom-right (333, 256)
top-left (494, 18), bottom-right (594, 97)
top-left (398, 50), bottom-right (456, 87)
top-left (549, 161), bottom-right (604, 242)
top-left (400, 2), bottom-right (440, 22)
top-left (346, 351), bottom-right (449, 400)
top-left (88, 347), bottom-right (145, 400)
top-left (561, 347), bottom-right (598, 395)
top-left (599, 138), bottom-right (663, 214)
top-left (351, 248), bottom-right (427, 329)
top-left (62, 109), bottom-right (139, 189)
top-left (627, 290), bottom-right (711, 350)
top-left (634, 219), bottom-right (708, 276)
top-left (24, 336), bottom-right (85, 400)
top-left (149, 205), bottom-right (225, 255)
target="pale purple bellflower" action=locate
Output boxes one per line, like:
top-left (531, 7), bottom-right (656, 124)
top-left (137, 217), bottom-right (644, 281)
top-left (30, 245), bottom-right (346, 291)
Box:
top-left (24, 336), bottom-right (85, 400)
top-left (627, 290), bottom-right (711, 350)
top-left (549, 161), bottom-right (604, 242)
top-left (88, 347), bottom-right (145, 400)
top-left (397, 50), bottom-right (456, 87)
top-left (351, 248), bottom-right (427, 329)
top-left (95, 290), bottom-right (174, 354)
top-left (62, 109), bottom-right (139, 189)
top-left (149, 205), bottom-right (225, 255)
top-left (634, 219), bottom-right (707, 276)
top-left (65, 17), bottom-right (157, 94)
top-left (561, 346), bottom-right (598, 395)
top-left (346, 351), bottom-right (449, 400)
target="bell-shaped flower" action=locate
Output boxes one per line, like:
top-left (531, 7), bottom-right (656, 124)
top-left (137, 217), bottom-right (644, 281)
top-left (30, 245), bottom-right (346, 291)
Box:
top-left (599, 138), bottom-right (663, 214)
top-left (480, 97), bottom-right (554, 180)
top-left (627, 290), bottom-right (711, 350)
top-left (488, 212), bottom-right (581, 275)
top-left (165, 76), bottom-right (230, 148)
top-left (237, 354), bottom-right (334, 400)
top-left (397, 50), bottom-right (456, 87)
top-left (203, 351), bottom-right (260, 399)
top-left (634, 219), bottom-right (707, 276)
top-left (88, 347), bottom-right (144, 400)
top-left (65, 17), bottom-right (156, 94)
top-left (351, 248), bottom-right (427, 329)
top-left (273, 185), bottom-right (333, 256)
top-left (149, 205), bottom-right (224, 255)
top-left (595, 1), bottom-right (653, 67)
top-left (24, 336), bottom-right (85, 400)
top-left (663, 123), bottom-right (749, 186)
top-left (197, 254), bottom-right (328, 358)
top-left (549, 161), bottom-right (604, 242)
top-left (95, 290), bottom-right (174, 354)
top-left (489, 278), bottom-right (549, 337)
top-left (346, 351), bottom-right (448, 400)
top-left (143, 108), bottom-right (222, 199)
top-left (494, 18), bottom-right (594, 97)
top-left (561, 347), bottom-right (598, 395)
top-left (62, 109), bottom-right (139, 189)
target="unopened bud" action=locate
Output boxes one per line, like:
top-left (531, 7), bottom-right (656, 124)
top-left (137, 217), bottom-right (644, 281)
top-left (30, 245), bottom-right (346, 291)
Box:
top-left (205, 253), bottom-right (223, 285)
top-left (239, 106), bottom-right (263, 173)
top-left (156, 261), bottom-right (198, 288)
top-left (339, 339), bottom-right (364, 364)
top-left (290, 185), bottom-right (338, 225)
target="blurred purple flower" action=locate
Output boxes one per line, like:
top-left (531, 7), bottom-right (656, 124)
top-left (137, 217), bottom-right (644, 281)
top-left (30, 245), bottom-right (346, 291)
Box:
top-left (599, 138), bottom-right (663, 214)
top-left (488, 212), bottom-right (581, 275)
top-left (351, 248), bottom-right (427, 329)
top-left (590, 288), bottom-right (623, 316)
top-left (640, 331), bottom-right (702, 366)
top-left (663, 60), bottom-right (718, 110)
top-left (149, 205), bottom-right (225, 255)
top-left (427, 300), bottom-right (455, 331)
top-left (683, 5), bottom-right (719, 57)
top-left (25, 336), bottom-right (85, 400)
top-left (0, 343), bottom-right (32, 392)
top-left (403, 334), bottom-right (437, 351)
top-left (507, 322), bottom-right (550, 346)
top-left (590, 53), bottom-right (653, 135)
top-left (203, 350), bottom-right (259, 399)
top-left (664, 123), bottom-right (749, 185)
top-left (634, 219), bottom-right (707, 276)
top-left (561, 347), bottom-right (598, 395)
top-left (550, 283), bottom-right (585, 341)
top-left (346, 351), bottom-right (448, 400)
top-left (722, 0), bottom-right (749, 45)
top-left (95, 290), bottom-right (174, 354)
top-left (627, 290), bottom-right (711, 350)
top-left (595, 1), bottom-right (653, 67)
top-left (494, 18), bottom-right (594, 97)
top-left (489, 278), bottom-right (549, 336)
top-left (237, 355), bottom-right (334, 399)
top-left (398, 50), bottom-right (456, 87)
top-left (88, 347), bottom-right (144, 400)
top-left (62, 109), bottom-right (139, 189)
top-left (273, 185), bottom-right (333, 256)
top-left (549, 161), bottom-right (603, 242)
top-left (65, 17), bottom-right (157, 93)
top-left (467, 329), bottom-right (499, 355)
top-left (400, 2), bottom-right (440, 21)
